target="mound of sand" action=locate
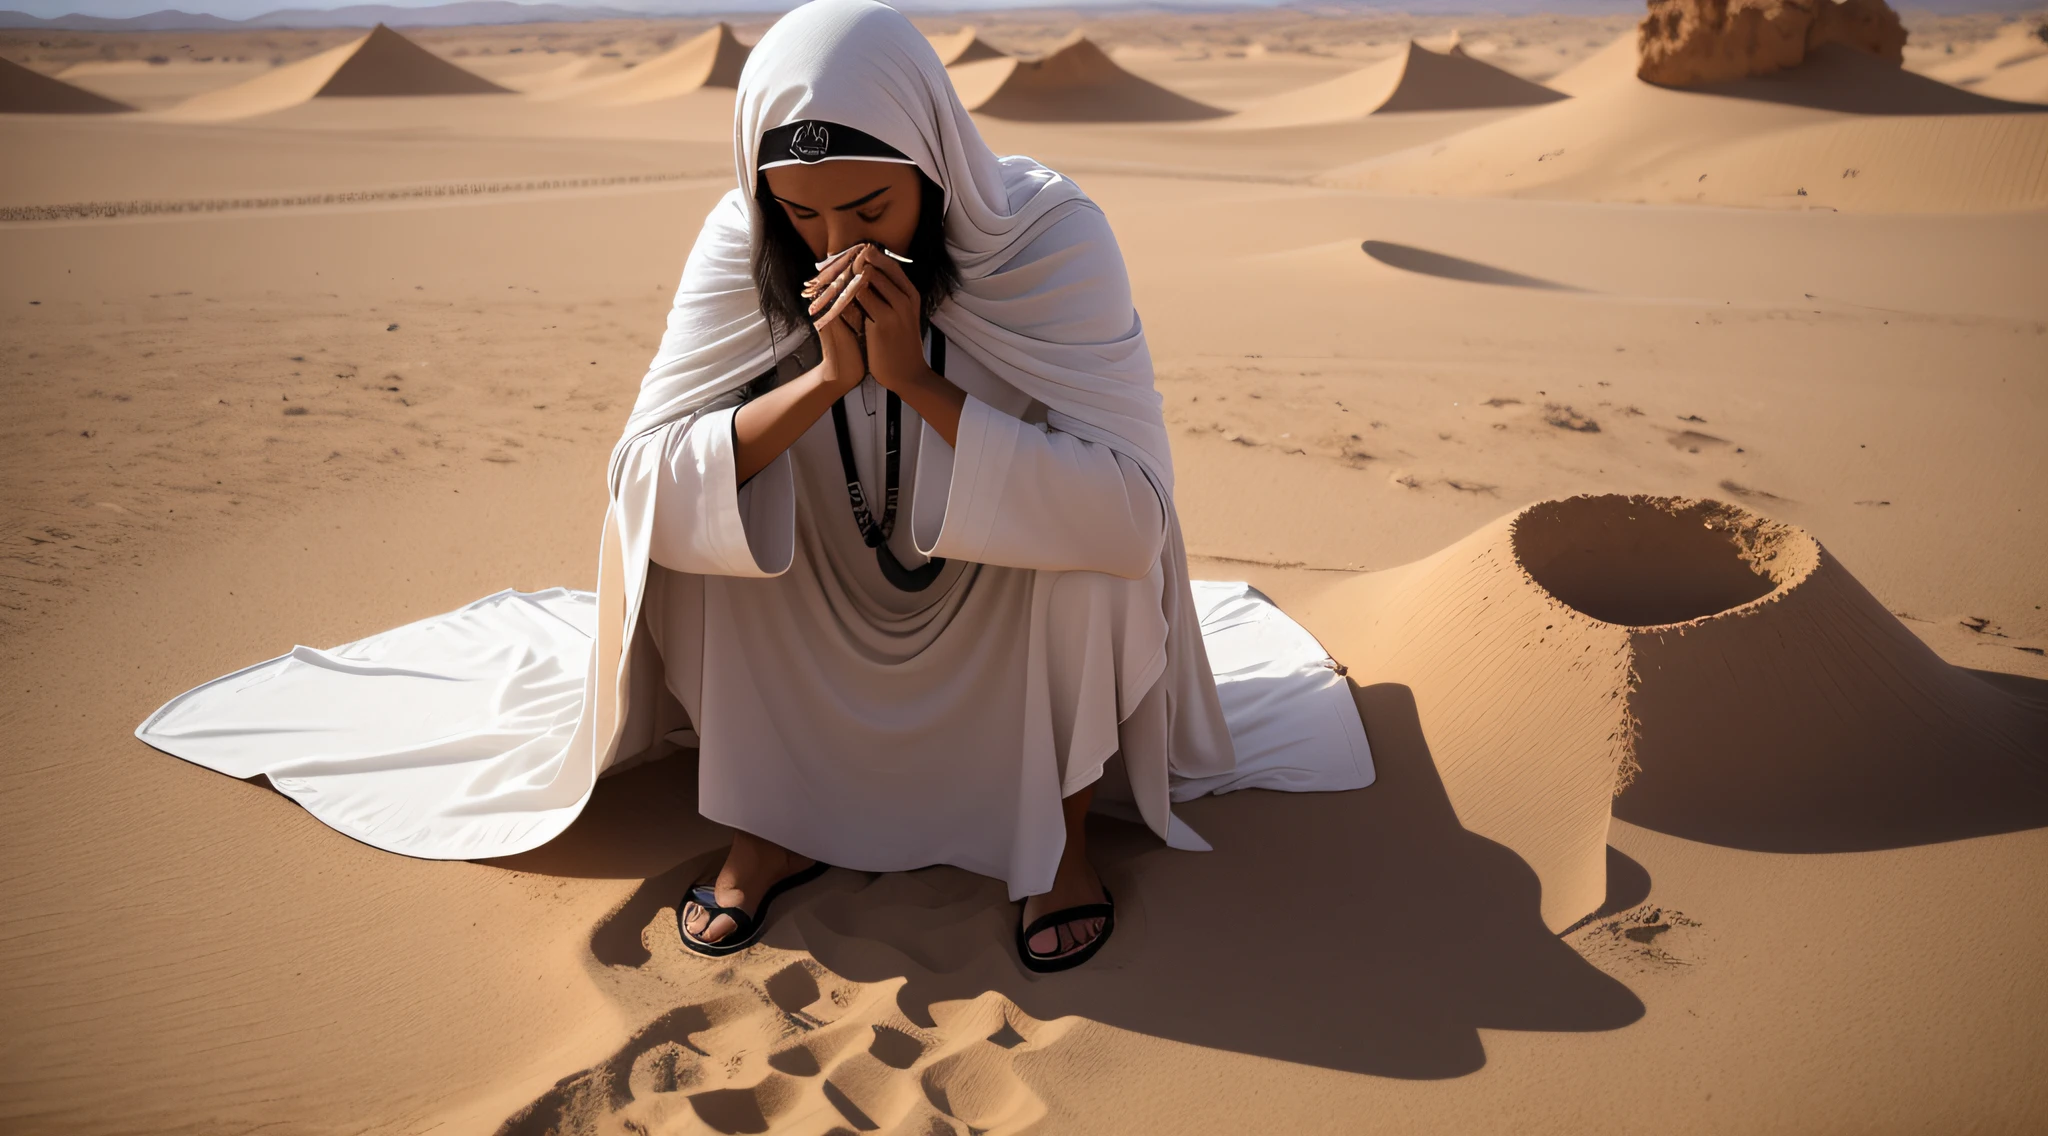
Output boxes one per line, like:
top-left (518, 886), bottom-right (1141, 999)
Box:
top-left (1545, 31), bottom-right (1643, 96)
top-left (1920, 21), bottom-right (2047, 83)
top-left (162, 24), bottom-right (507, 122)
top-left (50, 57), bottom-right (270, 111)
top-left (1322, 44), bottom-right (2048, 212)
top-left (1969, 52), bottom-right (2048, 103)
top-left (1920, 22), bottom-right (2048, 104)
top-left (1639, 0), bottom-right (1907, 87)
top-left (1297, 495), bottom-right (2048, 932)
top-left (1225, 40), bottom-right (1565, 129)
top-left (453, 52), bottom-right (598, 95)
top-left (948, 32), bottom-right (1224, 122)
top-left (1, 55), bottom-right (133, 114)
top-left (539, 23), bottom-right (749, 107)
top-left (928, 26), bottom-right (1007, 67)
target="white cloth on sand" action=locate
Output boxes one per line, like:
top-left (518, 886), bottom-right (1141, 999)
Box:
top-left (136, 583), bottom-right (1371, 864)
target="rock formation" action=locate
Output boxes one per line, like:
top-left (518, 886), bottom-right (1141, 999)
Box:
top-left (1637, 0), bottom-right (1907, 87)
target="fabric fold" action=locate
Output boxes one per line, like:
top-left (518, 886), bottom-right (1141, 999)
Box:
top-left (913, 395), bottom-right (1163, 578)
top-left (649, 407), bottom-right (796, 578)
top-left (139, 582), bottom-right (1371, 868)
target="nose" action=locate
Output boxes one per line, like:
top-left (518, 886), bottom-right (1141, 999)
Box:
top-left (823, 215), bottom-right (880, 257)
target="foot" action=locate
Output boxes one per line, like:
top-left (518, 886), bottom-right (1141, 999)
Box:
top-left (683, 831), bottom-right (814, 946)
top-left (1020, 854), bottom-right (1107, 961)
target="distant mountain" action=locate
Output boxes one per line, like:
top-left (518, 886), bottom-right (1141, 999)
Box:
top-left (248, 2), bottom-right (643, 27)
top-left (0, 1), bottom-right (645, 29)
top-left (0, 7), bottom-right (243, 28)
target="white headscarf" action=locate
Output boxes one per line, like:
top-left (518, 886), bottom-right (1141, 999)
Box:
top-left (614, 0), bottom-right (1174, 495)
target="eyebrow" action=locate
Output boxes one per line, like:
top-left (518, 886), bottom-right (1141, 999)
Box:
top-left (772, 184), bottom-right (892, 213)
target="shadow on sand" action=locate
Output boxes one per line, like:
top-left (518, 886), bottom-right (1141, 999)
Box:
top-left (506, 682), bottom-right (1647, 1084)
top-left (1693, 43), bottom-right (2048, 116)
top-left (1615, 666), bottom-right (2048, 853)
top-left (1362, 240), bottom-right (1585, 293)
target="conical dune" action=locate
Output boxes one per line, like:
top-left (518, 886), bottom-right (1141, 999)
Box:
top-left (162, 24), bottom-right (507, 122)
top-left (1297, 495), bottom-right (2048, 933)
top-left (927, 26), bottom-right (1007, 67)
top-left (1224, 41), bottom-right (1565, 129)
top-left (540, 23), bottom-right (749, 106)
top-left (1, 55), bottom-right (133, 114)
top-left (1321, 44), bottom-right (2048, 212)
top-left (949, 32), bottom-right (1224, 122)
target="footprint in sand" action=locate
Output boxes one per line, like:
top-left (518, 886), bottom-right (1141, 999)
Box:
top-left (1717, 478), bottom-right (1787, 502)
top-left (1571, 904), bottom-right (1707, 974)
top-left (498, 933), bottom-right (1064, 1136)
top-left (1542, 403), bottom-right (1600, 433)
top-left (1667, 429), bottom-right (1732, 454)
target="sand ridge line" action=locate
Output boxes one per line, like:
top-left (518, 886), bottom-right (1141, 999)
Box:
top-left (0, 170), bottom-right (726, 224)
top-left (1027, 159), bottom-right (1308, 186)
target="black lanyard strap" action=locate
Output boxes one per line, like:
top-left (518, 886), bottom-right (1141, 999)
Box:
top-left (829, 327), bottom-right (949, 592)
top-left (829, 394), bottom-right (888, 547)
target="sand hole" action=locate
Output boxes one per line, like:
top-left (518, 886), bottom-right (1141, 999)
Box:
top-left (1512, 495), bottom-right (1798, 627)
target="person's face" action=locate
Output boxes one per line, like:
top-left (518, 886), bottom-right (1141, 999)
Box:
top-left (762, 159), bottom-right (924, 261)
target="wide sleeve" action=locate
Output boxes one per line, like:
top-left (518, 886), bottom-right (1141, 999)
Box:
top-left (910, 394), bottom-right (1164, 579)
top-left (646, 400), bottom-right (796, 578)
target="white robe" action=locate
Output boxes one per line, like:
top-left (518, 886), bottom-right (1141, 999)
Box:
top-left (643, 255), bottom-right (1194, 895)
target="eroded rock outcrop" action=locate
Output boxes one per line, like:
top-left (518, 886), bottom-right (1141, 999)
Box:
top-left (1637, 0), bottom-right (1907, 87)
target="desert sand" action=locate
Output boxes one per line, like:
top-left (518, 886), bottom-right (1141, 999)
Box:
top-left (1, 53), bottom-right (133, 112)
top-left (2, 5), bottom-right (2046, 1134)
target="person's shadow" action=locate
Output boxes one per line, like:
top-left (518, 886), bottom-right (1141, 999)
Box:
top-left (498, 681), bottom-right (1646, 1083)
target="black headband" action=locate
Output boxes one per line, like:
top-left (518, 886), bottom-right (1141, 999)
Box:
top-left (758, 119), bottom-right (917, 171)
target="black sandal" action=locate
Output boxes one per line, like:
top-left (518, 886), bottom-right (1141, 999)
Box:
top-left (1016, 886), bottom-right (1115, 974)
top-left (678, 860), bottom-right (829, 958)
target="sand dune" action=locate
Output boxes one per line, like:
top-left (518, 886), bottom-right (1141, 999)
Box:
top-left (1923, 23), bottom-right (2048, 104)
top-left (2, 55), bottom-right (133, 113)
top-left (538, 23), bottom-right (749, 107)
top-left (1224, 40), bottom-right (1565, 129)
top-left (928, 26), bottom-right (1007, 67)
top-left (160, 23), bottom-right (507, 122)
top-left (52, 58), bottom-right (269, 111)
top-left (1324, 44), bottom-right (2048, 212)
top-left (1544, 31), bottom-right (1642, 96)
top-left (456, 52), bottom-right (601, 94)
top-left (1970, 51), bottom-right (2048, 103)
top-left (1699, 40), bottom-right (2044, 113)
top-left (1298, 494), bottom-right (2048, 932)
top-left (948, 32), bottom-right (1225, 122)
top-left (1917, 20), bottom-right (2047, 86)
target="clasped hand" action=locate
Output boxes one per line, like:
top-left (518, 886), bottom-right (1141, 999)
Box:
top-left (804, 243), bottom-right (932, 398)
